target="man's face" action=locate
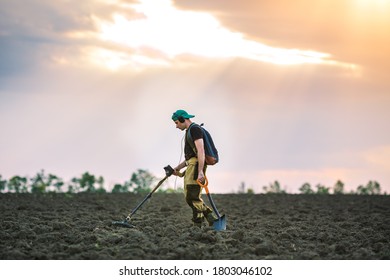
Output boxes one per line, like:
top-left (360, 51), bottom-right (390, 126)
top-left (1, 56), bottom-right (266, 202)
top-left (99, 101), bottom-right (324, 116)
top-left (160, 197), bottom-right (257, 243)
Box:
top-left (174, 120), bottom-right (186, 131)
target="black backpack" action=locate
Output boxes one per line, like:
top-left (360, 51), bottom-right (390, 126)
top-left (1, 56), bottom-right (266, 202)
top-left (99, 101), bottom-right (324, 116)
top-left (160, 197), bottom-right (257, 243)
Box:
top-left (187, 123), bottom-right (219, 165)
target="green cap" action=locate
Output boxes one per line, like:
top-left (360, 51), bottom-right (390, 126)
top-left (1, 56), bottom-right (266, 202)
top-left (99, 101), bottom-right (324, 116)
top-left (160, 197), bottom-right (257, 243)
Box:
top-left (172, 109), bottom-right (195, 121)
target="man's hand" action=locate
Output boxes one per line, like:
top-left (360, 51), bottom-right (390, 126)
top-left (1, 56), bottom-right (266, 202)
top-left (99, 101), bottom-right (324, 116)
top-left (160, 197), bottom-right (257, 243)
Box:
top-left (173, 168), bottom-right (180, 176)
top-left (197, 170), bottom-right (205, 184)
top-left (173, 161), bottom-right (187, 177)
top-left (173, 167), bottom-right (185, 177)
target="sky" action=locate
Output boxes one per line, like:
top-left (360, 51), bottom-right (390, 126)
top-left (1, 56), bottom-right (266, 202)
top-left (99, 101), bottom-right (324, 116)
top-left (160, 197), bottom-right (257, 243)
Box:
top-left (1, 0), bottom-right (390, 193)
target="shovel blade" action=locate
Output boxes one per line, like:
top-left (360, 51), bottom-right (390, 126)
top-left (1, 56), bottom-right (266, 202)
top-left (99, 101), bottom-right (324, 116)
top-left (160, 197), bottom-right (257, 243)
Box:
top-left (212, 214), bottom-right (226, 231)
top-left (111, 220), bottom-right (134, 228)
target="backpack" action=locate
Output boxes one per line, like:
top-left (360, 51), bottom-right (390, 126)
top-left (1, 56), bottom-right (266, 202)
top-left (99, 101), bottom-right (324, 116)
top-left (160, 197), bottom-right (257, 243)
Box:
top-left (187, 123), bottom-right (219, 165)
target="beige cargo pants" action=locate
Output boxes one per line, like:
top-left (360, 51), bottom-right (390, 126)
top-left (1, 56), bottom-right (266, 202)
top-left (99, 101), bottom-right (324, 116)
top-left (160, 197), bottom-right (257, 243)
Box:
top-left (183, 157), bottom-right (216, 226)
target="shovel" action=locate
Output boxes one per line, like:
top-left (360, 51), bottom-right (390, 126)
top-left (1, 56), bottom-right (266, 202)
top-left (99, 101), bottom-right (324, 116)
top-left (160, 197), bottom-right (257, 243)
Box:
top-left (197, 176), bottom-right (226, 231)
top-left (112, 165), bottom-right (174, 228)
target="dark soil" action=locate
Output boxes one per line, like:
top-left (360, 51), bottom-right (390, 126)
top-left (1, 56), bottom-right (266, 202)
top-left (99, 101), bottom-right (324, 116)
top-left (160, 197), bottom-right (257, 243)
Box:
top-left (1, 193), bottom-right (389, 259)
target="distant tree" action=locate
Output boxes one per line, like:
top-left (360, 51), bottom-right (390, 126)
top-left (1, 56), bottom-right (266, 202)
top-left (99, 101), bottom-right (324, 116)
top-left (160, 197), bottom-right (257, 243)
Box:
top-left (357, 184), bottom-right (368, 194)
top-left (368, 180), bottom-right (381, 194)
top-left (96, 176), bottom-right (106, 193)
top-left (67, 177), bottom-right (79, 193)
top-left (315, 184), bottom-right (330, 194)
top-left (126, 169), bottom-right (156, 194)
top-left (0, 175), bottom-right (7, 192)
top-left (51, 175), bottom-right (65, 192)
top-left (357, 180), bottom-right (381, 195)
top-left (299, 182), bottom-right (314, 194)
top-left (79, 172), bottom-right (97, 192)
top-left (8, 176), bottom-right (28, 193)
top-left (333, 180), bottom-right (345, 195)
top-left (112, 183), bottom-right (128, 193)
top-left (30, 170), bottom-right (64, 193)
top-left (30, 170), bottom-right (48, 193)
top-left (247, 188), bottom-right (255, 194)
top-left (68, 172), bottom-right (103, 193)
top-left (237, 181), bottom-right (255, 194)
top-left (263, 180), bottom-right (286, 194)
top-left (238, 182), bottom-right (246, 194)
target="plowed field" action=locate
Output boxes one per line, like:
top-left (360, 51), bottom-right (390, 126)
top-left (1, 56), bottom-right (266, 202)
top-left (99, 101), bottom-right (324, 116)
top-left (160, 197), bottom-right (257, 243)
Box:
top-left (1, 193), bottom-right (389, 259)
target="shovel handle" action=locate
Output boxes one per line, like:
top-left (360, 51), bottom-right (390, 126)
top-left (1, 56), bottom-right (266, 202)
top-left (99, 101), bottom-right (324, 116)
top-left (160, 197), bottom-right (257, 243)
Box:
top-left (197, 176), bottom-right (209, 194)
top-left (197, 176), bottom-right (222, 219)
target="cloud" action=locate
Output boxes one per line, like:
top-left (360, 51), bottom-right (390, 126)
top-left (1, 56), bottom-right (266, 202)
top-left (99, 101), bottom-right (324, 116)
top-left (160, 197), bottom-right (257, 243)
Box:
top-left (0, 0), bottom-right (128, 76)
top-left (177, 0), bottom-right (390, 82)
top-left (1, 0), bottom-right (389, 194)
top-left (90, 0), bottom-right (358, 71)
top-left (0, 0), bottom-right (362, 75)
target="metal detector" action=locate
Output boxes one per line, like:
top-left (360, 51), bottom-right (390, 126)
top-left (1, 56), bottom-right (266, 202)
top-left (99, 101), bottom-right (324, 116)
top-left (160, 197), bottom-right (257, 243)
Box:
top-left (112, 165), bottom-right (174, 228)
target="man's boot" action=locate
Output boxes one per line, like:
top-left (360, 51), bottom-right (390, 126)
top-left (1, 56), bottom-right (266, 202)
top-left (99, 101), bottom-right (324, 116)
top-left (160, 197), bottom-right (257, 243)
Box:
top-left (205, 211), bottom-right (218, 226)
top-left (192, 212), bottom-right (204, 228)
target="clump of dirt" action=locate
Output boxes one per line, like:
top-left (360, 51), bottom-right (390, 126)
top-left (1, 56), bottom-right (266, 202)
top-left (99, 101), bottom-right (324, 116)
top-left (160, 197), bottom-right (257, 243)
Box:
top-left (1, 193), bottom-right (389, 259)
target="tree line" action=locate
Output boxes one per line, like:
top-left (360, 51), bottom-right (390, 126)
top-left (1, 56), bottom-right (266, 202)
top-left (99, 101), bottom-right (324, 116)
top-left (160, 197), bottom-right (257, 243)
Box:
top-left (0, 170), bottom-right (386, 195)
top-left (260, 179), bottom-right (384, 195)
top-left (0, 169), bottom-right (178, 194)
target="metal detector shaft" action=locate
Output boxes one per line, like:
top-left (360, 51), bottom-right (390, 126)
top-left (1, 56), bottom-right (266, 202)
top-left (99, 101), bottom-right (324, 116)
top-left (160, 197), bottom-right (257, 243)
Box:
top-left (126, 175), bottom-right (168, 221)
top-left (112, 165), bottom-right (174, 228)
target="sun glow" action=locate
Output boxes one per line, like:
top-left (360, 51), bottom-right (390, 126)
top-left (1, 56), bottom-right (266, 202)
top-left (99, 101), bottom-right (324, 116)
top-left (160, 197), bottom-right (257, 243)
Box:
top-left (351, 0), bottom-right (390, 15)
top-left (85, 47), bottom-right (170, 71)
top-left (91, 0), bottom-right (357, 70)
top-left (354, 0), bottom-right (390, 6)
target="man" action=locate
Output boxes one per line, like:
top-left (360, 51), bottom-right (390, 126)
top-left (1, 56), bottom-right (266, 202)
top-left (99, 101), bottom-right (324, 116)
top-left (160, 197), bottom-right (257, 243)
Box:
top-left (171, 109), bottom-right (217, 228)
